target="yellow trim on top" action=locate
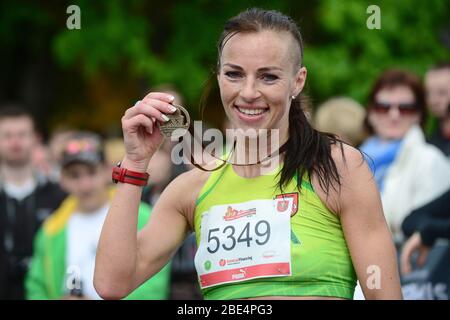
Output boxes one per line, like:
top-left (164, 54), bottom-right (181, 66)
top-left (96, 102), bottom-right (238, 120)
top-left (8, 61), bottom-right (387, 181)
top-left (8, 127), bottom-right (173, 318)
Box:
top-left (43, 187), bottom-right (116, 235)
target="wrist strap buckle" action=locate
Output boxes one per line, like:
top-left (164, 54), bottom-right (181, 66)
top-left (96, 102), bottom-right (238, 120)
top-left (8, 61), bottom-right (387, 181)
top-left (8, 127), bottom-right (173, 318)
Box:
top-left (112, 163), bottom-right (149, 186)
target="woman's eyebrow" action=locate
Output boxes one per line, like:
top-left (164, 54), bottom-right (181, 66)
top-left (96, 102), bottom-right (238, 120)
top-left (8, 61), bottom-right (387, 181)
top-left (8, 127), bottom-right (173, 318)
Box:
top-left (258, 66), bottom-right (283, 72)
top-left (223, 63), bottom-right (282, 72)
top-left (223, 63), bottom-right (243, 70)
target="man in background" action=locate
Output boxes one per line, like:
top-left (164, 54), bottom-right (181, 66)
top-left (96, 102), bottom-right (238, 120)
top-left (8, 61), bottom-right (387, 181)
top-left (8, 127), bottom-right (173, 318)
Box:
top-left (425, 63), bottom-right (450, 157)
top-left (0, 105), bottom-right (66, 299)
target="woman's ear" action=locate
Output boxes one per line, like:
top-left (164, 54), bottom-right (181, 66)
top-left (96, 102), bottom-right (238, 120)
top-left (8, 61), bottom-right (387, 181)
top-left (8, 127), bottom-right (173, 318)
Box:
top-left (216, 66), bottom-right (222, 84)
top-left (293, 67), bottom-right (307, 97)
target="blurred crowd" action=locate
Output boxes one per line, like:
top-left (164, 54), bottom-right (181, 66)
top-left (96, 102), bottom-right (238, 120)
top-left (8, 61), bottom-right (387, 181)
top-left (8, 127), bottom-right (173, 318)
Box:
top-left (0, 63), bottom-right (449, 300)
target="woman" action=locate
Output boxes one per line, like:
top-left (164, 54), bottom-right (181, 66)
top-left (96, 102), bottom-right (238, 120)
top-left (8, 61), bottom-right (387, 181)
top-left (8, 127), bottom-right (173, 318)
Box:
top-left (360, 69), bottom-right (450, 243)
top-left (94, 8), bottom-right (401, 300)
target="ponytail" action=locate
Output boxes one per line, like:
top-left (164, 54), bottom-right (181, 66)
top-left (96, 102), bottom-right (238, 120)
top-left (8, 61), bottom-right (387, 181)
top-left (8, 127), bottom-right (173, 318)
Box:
top-left (279, 95), bottom-right (344, 194)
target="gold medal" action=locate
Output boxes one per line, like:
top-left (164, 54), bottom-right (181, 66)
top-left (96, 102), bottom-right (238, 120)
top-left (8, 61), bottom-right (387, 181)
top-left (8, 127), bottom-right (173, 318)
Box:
top-left (158, 104), bottom-right (191, 138)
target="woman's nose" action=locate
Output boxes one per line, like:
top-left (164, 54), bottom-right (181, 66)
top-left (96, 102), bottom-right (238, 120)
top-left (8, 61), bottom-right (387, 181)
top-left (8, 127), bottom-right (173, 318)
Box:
top-left (388, 105), bottom-right (401, 118)
top-left (239, 77), bottom-right (261, 101)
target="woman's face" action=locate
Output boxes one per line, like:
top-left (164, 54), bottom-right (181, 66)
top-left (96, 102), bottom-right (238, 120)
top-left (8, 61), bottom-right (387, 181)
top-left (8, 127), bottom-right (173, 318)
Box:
top-left (368, 85), bottom-right (421, 140)
top-left (217, 30), bottom-right (306, 134)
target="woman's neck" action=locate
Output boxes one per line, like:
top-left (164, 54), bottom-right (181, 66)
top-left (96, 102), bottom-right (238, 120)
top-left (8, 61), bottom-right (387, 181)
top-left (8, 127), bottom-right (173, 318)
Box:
top-left (230, 127), bottom-right (288, 178)
top-left (231, 127), bottom-right (288, 159)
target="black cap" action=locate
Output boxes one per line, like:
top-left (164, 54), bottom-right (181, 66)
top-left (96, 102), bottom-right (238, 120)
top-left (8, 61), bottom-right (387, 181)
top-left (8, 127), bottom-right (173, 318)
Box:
top-left (61, 132), bottom-right (105, 168)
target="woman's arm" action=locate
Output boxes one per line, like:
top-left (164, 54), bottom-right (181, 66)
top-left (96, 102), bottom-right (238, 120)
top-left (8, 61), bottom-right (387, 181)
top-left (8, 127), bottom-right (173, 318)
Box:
top-left (94, 92), bottom-right (189, 299)
top-left (319, 144), bottom-right (403, 299)
top-left (94, 165), bottom-right (191, 299)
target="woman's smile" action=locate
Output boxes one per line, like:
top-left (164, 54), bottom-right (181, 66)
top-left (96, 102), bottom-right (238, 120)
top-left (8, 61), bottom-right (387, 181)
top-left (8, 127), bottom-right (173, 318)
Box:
top-left (234, 104), bottom-right (270, 123)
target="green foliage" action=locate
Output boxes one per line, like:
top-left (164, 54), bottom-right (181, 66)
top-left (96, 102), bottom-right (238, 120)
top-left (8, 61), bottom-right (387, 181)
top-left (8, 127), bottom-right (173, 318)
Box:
top-left (304, 0), bottom-right (450, 106)
top-left (1, 0), bottom-right (449, 129)
top-left (53, 0), bottom-right (152, 76)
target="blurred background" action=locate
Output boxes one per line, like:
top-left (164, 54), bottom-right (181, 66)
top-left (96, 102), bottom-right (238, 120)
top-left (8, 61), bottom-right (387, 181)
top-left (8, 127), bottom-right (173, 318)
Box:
top-left (1, 0), bottom-right (449, 136)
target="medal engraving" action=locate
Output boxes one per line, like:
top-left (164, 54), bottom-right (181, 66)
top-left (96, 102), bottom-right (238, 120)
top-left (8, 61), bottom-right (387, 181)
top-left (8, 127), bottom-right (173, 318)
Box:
top-left (158, 104), bottom-right (190, 138)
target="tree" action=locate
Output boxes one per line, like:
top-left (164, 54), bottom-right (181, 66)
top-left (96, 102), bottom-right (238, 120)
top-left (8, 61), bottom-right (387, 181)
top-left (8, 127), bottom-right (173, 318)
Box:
top-left (1, 0), bottom-right (448, 134)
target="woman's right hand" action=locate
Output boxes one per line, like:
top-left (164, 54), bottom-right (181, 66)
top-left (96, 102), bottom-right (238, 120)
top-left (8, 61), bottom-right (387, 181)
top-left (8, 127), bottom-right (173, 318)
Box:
top-left (121, 92), bottom-right (177, 172)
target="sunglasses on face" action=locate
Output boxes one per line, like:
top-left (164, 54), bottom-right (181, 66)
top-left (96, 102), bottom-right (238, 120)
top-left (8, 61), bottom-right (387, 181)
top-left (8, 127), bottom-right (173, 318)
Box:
top-left (371, 101), bottom-right (419, 115)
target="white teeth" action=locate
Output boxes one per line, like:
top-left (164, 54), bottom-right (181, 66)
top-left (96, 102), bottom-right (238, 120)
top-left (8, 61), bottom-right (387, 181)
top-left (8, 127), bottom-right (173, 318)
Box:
top-left (237, 107), bottom-right (267, 115)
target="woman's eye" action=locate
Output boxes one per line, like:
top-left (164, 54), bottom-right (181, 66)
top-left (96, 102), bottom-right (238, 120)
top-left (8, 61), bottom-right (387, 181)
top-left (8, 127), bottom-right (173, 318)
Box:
top-left (224, 71), bottom-right (242, 79)
top-left (262, 74), bottom-right (279, 82)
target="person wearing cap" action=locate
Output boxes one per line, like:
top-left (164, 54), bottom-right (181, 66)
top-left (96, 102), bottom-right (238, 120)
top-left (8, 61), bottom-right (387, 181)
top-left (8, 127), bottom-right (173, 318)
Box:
top-left (25, 132), bottom-right (171, 300)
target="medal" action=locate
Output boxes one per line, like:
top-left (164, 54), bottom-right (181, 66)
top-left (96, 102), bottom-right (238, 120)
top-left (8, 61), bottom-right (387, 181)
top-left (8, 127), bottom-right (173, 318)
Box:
top-left (158, 104), bottom-right (191, 138)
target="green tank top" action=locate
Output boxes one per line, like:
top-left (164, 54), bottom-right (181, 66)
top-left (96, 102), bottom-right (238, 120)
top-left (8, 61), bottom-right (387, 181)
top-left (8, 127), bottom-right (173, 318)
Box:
top-left (194, 162), bottom-right (357, 300)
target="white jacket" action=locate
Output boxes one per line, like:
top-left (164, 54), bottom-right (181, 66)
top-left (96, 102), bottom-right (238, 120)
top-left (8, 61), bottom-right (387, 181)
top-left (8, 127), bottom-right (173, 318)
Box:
top-left (381, 125), bottom-right (450, 241)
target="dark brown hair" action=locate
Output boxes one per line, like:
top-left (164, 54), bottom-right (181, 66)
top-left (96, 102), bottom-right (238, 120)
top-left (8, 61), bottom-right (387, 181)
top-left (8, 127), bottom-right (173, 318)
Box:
top-left (196, 8), bottom-right (344, 194)
top-left (365, 69), bottom-right (426, 134)
top-left (0, 104), bottom-right (36, 130)
top-left (217, 8), bottom-right (303, 69)
top-left (428, 62), bottom-right (450, 72)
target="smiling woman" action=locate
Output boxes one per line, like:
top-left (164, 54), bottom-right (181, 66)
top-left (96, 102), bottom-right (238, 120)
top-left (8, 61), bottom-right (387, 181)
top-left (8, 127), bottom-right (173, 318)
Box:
top-left (94, 8), bottom-right (403, 300)
top-left (219, 31), bottom-right (300, 133)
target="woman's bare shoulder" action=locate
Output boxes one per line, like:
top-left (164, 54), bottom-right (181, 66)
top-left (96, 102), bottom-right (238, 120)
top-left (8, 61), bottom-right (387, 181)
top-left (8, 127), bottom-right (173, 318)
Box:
top-left (173, 167), bottom-right (211, 189)
top-left (330, 142), bottom-right (366, 172)
top-left (311, 142), bottom-right (370, 215)
top-left (163, 165), bottom-right (213, 229)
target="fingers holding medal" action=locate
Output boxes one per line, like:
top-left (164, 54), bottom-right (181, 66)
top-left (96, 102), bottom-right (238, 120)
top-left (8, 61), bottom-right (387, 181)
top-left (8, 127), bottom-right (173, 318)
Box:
top-left (124, 92), bottom-right (190, 140)
top-left (121, 92), bottom-right (191, 167)
top-left (157, 104), bottom-right (190, 139)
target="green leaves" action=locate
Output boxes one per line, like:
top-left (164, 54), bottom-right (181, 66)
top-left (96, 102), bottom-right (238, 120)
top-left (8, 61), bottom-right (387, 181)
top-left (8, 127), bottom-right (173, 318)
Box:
top-left (1, 0), bottom-right (448, 129)
top-left (305, 0), bottom-right (450, 105)
top-left (53, 1), bottom-right (152, 76)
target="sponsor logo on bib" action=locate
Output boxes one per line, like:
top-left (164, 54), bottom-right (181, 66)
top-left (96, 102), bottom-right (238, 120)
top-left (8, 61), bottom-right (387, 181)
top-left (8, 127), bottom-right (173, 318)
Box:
top-left (223, 206), bottom-right (256, 221)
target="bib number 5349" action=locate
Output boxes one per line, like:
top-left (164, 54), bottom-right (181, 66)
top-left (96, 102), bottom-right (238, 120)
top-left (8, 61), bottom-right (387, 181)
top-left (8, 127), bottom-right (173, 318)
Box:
top-left (206, 220), bottom-right (271, 254)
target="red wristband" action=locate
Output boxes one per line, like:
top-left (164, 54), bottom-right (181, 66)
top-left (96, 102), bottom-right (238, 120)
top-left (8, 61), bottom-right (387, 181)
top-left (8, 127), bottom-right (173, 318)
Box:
top-left (112, 162), bottom-right (149, 186)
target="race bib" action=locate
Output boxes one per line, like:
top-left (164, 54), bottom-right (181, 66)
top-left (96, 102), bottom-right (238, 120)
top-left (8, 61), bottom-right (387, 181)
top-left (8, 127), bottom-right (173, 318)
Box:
top-left (195, 198), bottom-right (292, 289)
